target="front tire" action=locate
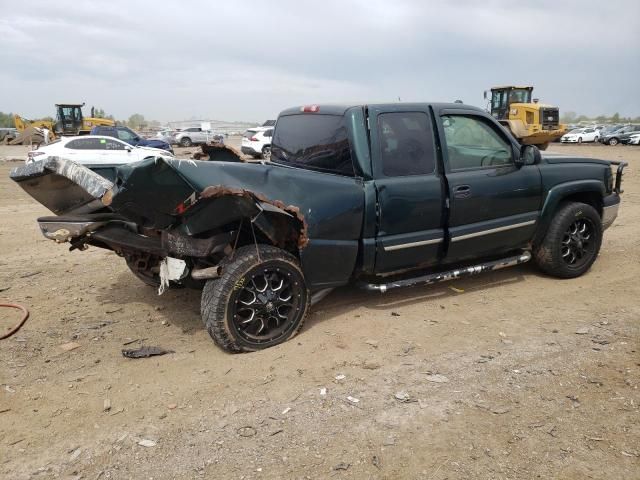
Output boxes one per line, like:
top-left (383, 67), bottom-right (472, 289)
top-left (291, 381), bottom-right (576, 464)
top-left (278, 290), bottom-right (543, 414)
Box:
top-left (608, 137), bottom-right (619, 146)
top-left (577, 137), bottom-right (582, 144)
top-left (534, 202), bottom-right (602, 278)
top-left (180, 137), bottom-right (193, 147)
top-left (201, 245), bottom-right (310, 352)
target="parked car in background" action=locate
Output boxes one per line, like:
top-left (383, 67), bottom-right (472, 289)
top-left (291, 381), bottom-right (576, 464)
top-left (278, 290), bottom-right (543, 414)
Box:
top-left (0, 127), bottom-right (18, 142)
top-left (26, 136), bottom-right (173, 169)
top-left (241, 127), bottom-right (273, 159)
top-left (628, 133), bottom-right (640, 145)
top-left (172, 127), bottom-right (222, 147)
top-left (600, 125), bottom-right (640, 145)
top-left (91, 126), bottom-right (173, 153)
top-left (560, 127), bottom-right (600, 143)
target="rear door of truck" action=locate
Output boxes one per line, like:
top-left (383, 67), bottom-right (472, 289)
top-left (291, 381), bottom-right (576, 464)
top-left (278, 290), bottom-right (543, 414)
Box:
top-left (369, 105), bottom-right (446, 273)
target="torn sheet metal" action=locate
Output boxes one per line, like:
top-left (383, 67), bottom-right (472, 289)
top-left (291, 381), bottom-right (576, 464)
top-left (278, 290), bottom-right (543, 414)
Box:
top-left (10, 157), bottom-right (114, 215)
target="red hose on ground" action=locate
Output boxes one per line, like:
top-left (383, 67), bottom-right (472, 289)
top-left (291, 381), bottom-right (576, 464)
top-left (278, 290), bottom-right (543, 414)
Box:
top-left (0, 303), bottom-right (30, 340)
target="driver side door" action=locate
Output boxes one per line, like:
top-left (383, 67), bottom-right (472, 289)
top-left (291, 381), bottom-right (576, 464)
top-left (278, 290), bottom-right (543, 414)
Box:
top-left (438, 110), bottom-right (542, 262)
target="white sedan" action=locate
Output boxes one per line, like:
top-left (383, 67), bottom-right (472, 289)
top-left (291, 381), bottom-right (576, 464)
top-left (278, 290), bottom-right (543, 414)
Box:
top-left (629, 133), bottom-right (640, 145)
top-left (560, 128), bottom-right (600, 143)
top-left (26, 135), bottom-right (174, 165)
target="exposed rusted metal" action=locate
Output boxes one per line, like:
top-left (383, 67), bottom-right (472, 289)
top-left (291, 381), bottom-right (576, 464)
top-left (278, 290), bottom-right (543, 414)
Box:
top-left (199, 185), bottom-right (309, 249)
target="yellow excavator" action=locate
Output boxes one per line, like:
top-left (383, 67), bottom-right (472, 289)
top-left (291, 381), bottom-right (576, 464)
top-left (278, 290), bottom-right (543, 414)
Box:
top-left (485, 86), bottom-right (566, 150)
top-left (11, 103), bottom-right (115, 144)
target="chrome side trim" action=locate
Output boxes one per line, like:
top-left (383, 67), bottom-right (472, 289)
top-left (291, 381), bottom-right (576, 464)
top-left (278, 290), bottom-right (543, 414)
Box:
top-left (451, 220), bottom-right (536, 242)
top-left (384, 238), bottom-right (443, 251)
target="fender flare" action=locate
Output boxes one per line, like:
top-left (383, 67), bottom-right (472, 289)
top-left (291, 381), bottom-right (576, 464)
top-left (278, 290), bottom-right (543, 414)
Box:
top-left (534, 180), bottom-right (605, 245)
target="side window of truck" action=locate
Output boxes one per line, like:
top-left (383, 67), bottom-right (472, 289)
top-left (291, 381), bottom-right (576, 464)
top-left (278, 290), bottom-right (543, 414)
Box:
top-left (442, 115), bottom-right (512, 170)
top-left (377, 112), bottom-right (436, 176)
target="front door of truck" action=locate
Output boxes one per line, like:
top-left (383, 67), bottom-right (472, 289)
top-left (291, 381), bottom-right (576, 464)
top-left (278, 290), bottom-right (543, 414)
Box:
top-left (371, 106), bottom-right (446, 274)
top-left (437, 109), bottom-right (542, 262)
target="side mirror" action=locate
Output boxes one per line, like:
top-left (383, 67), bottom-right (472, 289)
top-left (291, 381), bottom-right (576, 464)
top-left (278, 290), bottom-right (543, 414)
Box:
top-left (483, 90), bottom-right (487, 100)
top-left (518, 144), bottom-right (541, 166)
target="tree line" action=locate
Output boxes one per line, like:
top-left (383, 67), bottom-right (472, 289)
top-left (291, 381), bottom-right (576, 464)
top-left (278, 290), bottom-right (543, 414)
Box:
top-left (561, 112), bottom-right (640, 124)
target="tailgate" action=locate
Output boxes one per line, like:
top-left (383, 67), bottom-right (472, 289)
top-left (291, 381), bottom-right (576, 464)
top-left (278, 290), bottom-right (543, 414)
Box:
top-left (10, 157), bottom-right (113, 215)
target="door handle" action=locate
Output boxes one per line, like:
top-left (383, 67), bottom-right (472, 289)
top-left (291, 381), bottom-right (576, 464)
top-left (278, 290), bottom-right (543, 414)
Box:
top-left (453, 185), bottom-right (471, 198)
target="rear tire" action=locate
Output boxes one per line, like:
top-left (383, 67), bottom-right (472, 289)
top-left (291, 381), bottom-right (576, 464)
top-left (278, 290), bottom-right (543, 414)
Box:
top-left (201, 245), bottom-right (310, 352)
top-left (608, 137), bottom-right (619, 146)
top-left (534, 202), bottom-right (602, 278)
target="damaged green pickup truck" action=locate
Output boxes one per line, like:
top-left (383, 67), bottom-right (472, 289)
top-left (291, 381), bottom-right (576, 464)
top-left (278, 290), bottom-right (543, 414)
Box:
top-left (11, 103), bottom-right (626, 352)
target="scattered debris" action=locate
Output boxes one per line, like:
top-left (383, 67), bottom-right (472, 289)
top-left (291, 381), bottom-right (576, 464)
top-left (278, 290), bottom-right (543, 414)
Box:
top-left (69, 447), bottom-right (82, 461)
top-left (137, 439), bottom-right (157, 447)
top-left (476, 355), bottom-right (495, 363)
top-left (105, 307), bottom-right (123, 314)
top-left (333, 462), bottom-right (350, 471)
top-left (449, 286), bottom-right (464, 293)
top-left (335, 374), bottom-right (346, 381)
top-left (281, 407), bottom-right (291, 415)
top-left (319, 388), bottom-right (327, 396)
top-left (270, 429), bottom-right (284, 436)
top-left (424, 374), bottom-right (449, 383)
top-left (391, 311), bottom-right (401, 317)
top-left (372, 455), bottom-right (381, 469)
top-left (365, 339), bottom-right (379, 348)
top-left (167, 403), bottom-right (177, 410)
top-left (575, 327), bottom-right (590, 335)
top-left (491, 406), bottom-right (510, 415)
top-left (346, 396), bottom-right (359, 404)
top-left (103, 399), bottom-right (111, 412)
top-left (19, 271), bottom-right (41, 278)
top-left (60, 342), bottom-right (81, 352)
top-left (383, 436), bottom-right (396, 446)
top-left (121, 346), bottom-right (174, 358)
top-left (362, 361), bottom-right (381, 370)
top-left (122, 338), bottom-right (148, 346)
top-left (394, 391), bottom-right (413, 403)
top-left (4, 385), bottom-right (15, 393)
top-left (237, 426), bottom-right (257, 437)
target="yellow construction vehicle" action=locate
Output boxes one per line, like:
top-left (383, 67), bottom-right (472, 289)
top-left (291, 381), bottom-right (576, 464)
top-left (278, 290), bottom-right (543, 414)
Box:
top-left (485, 86), bottom-right (566, 150)
top-left (12, 103), bottom-right (115, 144)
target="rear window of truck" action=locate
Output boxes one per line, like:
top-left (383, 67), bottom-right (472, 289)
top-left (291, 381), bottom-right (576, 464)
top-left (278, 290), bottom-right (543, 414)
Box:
top-left (271, 114), bottom-right (354, 176)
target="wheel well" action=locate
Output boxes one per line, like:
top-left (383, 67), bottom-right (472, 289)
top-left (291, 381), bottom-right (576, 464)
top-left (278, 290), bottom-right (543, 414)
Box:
top-left (560, 192), bottom-right (603, 217)
top-left (219, 213), bottom-right (305, 259)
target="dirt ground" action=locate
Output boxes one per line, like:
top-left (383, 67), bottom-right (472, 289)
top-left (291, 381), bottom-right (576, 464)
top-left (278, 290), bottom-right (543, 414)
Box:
top-left (1, 143), bottom-right (638, 480)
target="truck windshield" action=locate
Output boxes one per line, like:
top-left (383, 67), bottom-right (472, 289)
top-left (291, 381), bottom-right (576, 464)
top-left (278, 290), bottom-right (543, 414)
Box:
top-left (271, 114), bottom-right (354, 176)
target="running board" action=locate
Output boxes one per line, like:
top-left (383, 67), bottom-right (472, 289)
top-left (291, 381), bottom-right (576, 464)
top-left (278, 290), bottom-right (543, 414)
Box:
top-left (359, 251), bottom-right (532, 293)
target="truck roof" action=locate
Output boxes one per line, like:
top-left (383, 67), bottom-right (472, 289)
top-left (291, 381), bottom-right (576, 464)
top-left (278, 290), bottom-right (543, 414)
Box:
top-left (278, 102), bottom-right (485, 116)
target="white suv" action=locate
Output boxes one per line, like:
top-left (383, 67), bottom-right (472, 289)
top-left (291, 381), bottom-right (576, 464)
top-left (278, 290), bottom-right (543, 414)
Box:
top-left (241, 127), bottom-right (273, 159)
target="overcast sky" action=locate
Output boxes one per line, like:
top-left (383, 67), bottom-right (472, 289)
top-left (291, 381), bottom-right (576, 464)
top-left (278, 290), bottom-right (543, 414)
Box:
top-left (1, 0), bottom-right (638, 123)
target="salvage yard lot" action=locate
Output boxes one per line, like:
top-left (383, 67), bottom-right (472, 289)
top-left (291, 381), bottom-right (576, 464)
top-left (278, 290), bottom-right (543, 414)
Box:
top-left (1, 145), bottom-right (639, 479)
